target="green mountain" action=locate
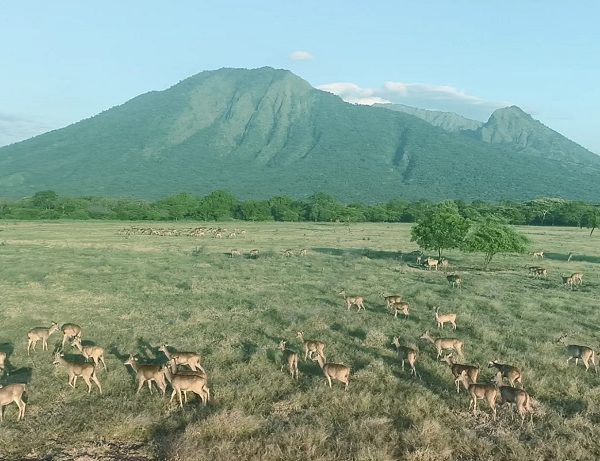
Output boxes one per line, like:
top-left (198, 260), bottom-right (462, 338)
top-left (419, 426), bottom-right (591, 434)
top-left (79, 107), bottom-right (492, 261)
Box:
top-left (374, 103), bottom-right (483, 132)
top-left (1, 67), bottom-right (599, 202)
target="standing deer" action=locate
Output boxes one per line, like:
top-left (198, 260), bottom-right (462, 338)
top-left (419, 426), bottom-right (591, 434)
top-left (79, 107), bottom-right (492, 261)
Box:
top-left (558, 334), bottom-right (597, 373)
top-left (70, 336), bottom-right (107, 370)
top-left (124, 355), bottom-right (167, 395)
top-left (338, 290), bottom-right (365, 311)
top-left (53, 352), bottom-right (102, 394)
top-left (488, 360), bottom-right (523, 387)
top-left (61, 323), bottom-right (82, 347)
top-left (158, 344), bottom-right (205, 374)
top-left (455, 370), bottom-right (498, 420)
top-left (446, 274), bottom-right (461, 288)
top-left (435, 308), bottom-right (457, 330)
top-left (278, 340), bottom-right (299, 380)
top-left (440, 353), bottom-right (479, 393)
top-left (169, 373), bottom-right (210, 407)
top-left (312, 354), bottom-right (350, 391)
top-left (420, 331), bottom-right (464, 359)
top-left (499, 385), bottom-right (534, 427)
top-left (390, 301), bottom-right (410, 319)
top-left (391, 337), bottom-right (417, 377)
top-left (424, 258), bottom-right (439, 270)
top-left (296, 332), bottom-right (326, 361)
top-left (0, 351), bottom-right (6, 373)
top-left (27, 322), bottom-right (60, 355)
top-left (0, 384), bottom-right (27, 422)
top-left (382, 294), bottom-right (403, 308)
top-left (532, 251), bottom-right (544, 259)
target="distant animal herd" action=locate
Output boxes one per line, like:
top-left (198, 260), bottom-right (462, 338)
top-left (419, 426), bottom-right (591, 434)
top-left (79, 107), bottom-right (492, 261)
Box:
top-left (0, 240), bottom-right (593, 430)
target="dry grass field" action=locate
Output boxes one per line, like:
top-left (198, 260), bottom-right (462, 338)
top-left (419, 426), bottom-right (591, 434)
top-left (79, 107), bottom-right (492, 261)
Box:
top-left (0, 221), bottom-right (599, 460)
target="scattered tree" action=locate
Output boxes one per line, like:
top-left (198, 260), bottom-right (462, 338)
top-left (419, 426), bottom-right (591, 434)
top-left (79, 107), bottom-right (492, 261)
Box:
top-left (410, 203), bottom-right (469, 259)
top-left (462, 218), bottom-right (529, 267)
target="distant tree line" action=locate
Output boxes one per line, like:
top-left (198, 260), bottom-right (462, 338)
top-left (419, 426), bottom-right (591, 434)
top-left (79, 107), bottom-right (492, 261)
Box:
top-left (0, 190), bottom-right (598, 232)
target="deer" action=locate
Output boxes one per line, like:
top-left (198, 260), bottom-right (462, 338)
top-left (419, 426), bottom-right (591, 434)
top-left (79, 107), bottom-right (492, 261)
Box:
top-left (27, 321), bottom-right (60, 355)
top-left (390, 301), bottom-right (410, 319)
top-left (488, 360), bottom-right (523, 387)
top-left (249, 249), bottom-right (260, 258)
top-left (435, 308), bottom-right (457, 330)
top-left (561, 274), bottom-right (577, 289)
top-left (532, 251), bottom-right (544, 259)
top-left (0, 351), bottom-right (6, 373)
top-left (455, 370), bottom-right (498, 420)
top-left (570, 272), bottom-right (583, 286)
top-left (283, 249), bottom-right (294, 257)
top-left (298, 248), bottom-right (308, 256)
top-left (533, 267), bottom-right (547, 278)
top-left (61, 323), bottom-right (82, 347)
top-left (278, 340), bottom-right (299, 380)
top-left (169, 373), bottom-right (210, 407)
top-left (558, 334), bottom-right (597, 373)
top-left (230, 249), bottom-right (241, 257)
top-left (446, 274), bottom-right (461, 288)
top-left (438, 258), bottom-right (450, 271)
top-left (391, 337), bottom-right (417, 377)
top-left (70, 336), bottom-right (107, 371)
top-left (382, 294), bottom-right (403, 309)
top-left (0, 383), bottom-right (27, 422)
top-left (338, 290), bottom-right (365, 311)
top-left (124, 355), bottom-right (167, 395)
top-left (158, 345), bottom-right (205, 374)
top-left (499, 385), bottom-right (534, 427)
top-left (53, 352), bottom-right (102, 394)
top-left (420, 331), bottom-right (464, 359)
top-left (424, 258), bottom-right (438, 270)
top-left (296, 331), bottom-right (326, 361)
top-left (416, 255), bottom-right (422, 265)
top-left (440, 353), bottom-right (480, 393)
top-left (312, 354), bottom-right (350, 390)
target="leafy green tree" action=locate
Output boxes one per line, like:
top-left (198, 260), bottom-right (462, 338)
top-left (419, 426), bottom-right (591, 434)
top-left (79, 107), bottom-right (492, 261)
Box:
top-left (582, 207), bottom-right (600, 236)
top-left (196, 191), bottom-right (238, 220)
top-left (410, 203), bottom-right (469, 259)
top-left (462, 218), bottom-right (529, 267)
top-left (235, 200), bottom-right (272, 221)
top-left (31, 190), bottom-right (59, 209)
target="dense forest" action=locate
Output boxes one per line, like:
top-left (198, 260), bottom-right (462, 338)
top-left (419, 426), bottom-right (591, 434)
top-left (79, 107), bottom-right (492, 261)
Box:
top-left (0, 190), bottom-right (598, 231)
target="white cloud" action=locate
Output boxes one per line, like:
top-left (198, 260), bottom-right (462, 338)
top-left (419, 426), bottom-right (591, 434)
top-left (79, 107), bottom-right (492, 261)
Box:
top-left (289, 50), bottom-right (314, 61)
top-left (0, 113), bottom-right (54, 147)
top-left (317, 80), bottom-right (510, 121)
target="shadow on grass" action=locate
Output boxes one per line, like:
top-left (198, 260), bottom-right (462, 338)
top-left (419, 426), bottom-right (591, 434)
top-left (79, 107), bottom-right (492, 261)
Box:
top-left (313, 247), bottom-right (401, 260)
top-left (240, 340), bottom-right (258, 363)
top-left (544, 252), bottom-right (600, 264)
top-left (545, 396), bottom-right (587, 417)
top-left (3, 367), bottom-right (33, 385)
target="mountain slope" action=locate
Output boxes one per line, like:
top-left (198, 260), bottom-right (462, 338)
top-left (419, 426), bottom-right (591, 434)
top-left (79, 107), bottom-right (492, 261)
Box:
top-left (0, 67), bottom-right (599, 202)
top-left (374, 103), bottom-right (483, 132)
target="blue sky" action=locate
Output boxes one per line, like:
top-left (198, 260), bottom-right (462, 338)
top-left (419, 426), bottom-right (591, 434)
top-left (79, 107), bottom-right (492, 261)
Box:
top-left (1, 1), bottom-right (598, 152)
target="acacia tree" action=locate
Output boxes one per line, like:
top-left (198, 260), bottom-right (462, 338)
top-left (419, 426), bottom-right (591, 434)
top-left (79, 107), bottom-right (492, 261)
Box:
top-left (462, 218), bottom-right (529, 267)
top-left (410, 204), bottom-right (469, 259)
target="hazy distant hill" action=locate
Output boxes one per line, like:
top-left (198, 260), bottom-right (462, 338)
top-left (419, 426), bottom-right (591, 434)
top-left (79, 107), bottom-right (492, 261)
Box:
top-left (374, 103), bottom-right (483, 132)
top-left (1, 67), bottom-right (599, 202)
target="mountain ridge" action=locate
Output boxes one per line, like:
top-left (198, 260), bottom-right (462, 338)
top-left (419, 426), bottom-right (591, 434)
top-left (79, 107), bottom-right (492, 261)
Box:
top-left (0, 67), bottom-right (599, 202)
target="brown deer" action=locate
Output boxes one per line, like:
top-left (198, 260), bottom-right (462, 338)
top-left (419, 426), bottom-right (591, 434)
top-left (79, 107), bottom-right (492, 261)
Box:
top-left (499, 385), bottom-right (534, 427)
top-left (124, 355), bottom-right (167, 395)
top-left (391, 337), bottom-right (417, 377)
top-left (53, 352), bottom-right (102, 394)
top-left (158, 344), bottom-right (205, 374)
top-left (0, 383), bottom-right (27, 422)
top-left (27, 321), bottom-right (60, 355)
top-left (558, 334), bottom-right (597, 373)
top-left (312, 354), bottom-right (350, 391)
top-left (446, 274), bottom-right (461, 288)
top-left (390, 301), bottom-right (410, 319)
top-left (455, 370), bottom-right (498, 420)
top-left (435, 308), bottom-right (457, 330)
top-left (420, 331), bottom-right (464, 359)
top-left (488, 360), bottom-right (523, 387)
top-left (70, 336), bottom-right (107, 370)
top-left (338, 290), bottom-right (365, 311)
top-left (296, 332), bottom-right (326, 361)
top-left (61, 323), bottom-right (82, 347)
top-left (169, 373), bottom-right (210, 407)
top-left (440, 353), bottom-right (479, 393)
top-left (278, 340), bottom-right (299, 380)
top-left (382, 294), bottom-right (403, 308)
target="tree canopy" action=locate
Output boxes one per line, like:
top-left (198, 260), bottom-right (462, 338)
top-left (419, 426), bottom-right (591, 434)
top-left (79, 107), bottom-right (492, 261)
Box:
top-left (410, 203), bottom-right (469, 259)
top-left (462, 218), bottom-right (529, 267)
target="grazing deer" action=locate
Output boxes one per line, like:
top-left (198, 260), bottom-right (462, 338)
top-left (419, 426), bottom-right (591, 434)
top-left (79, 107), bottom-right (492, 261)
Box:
top-left (499, 385), bottom-right (534, 427)
top-left (558, 334), bottom-right (597, 373)
top-left (533, 267), bottom-right (547, 278)
top-left (249, 249), bottom-right (260, 258)
top-left (390, 301), bottom-right (410, 319)
top-left (532, 251), bottom-right (544, 259)
top-left (570, 272), bottom-right (583, 286)
top-left (70, 336), bottom-right (107, 371)
top-left (488, 360), bottom-right (523, 387)
top-left (338, 290), bottom-right (365, 311)
top-left (298, 248), bottom-right (308, 256)
top-left (446, 274), bottom-right (461, 288)
top-left (0, 351), bottom-right (6, 373)
top-left (391, 337), bottom-right (417, 377)
top-left (438, 258), bottom-right (450, 271)
top-left (455, 370), bottom-right (498, 420)
top-left (53, 352), bottom-right (102, 394)
top-left (278, 340), bottom-right (299, 380)
top-left (382, 294), bottom-right (403, 309)
top-left (440, 353), bottom-right (479, 393)
top-left (0, 383), bottom-right (27, 422)
top-left (230, 249), bottom-right (241, 257)
top-left (296, 331), bottom-right (326, 361)
top-left (424, 258), bottom-right (438, 270)
top-left (420, 331), bottom-right (464, 359)
top-left (283, 249), bottom-right (294, 257)
top-left (312, 354), bottom-right (350, 390)
top-left (435, 308), bottom-right (457, 330)
top-left (158, 345), bottom-right (205, 374)
top-left (27, 321), bottom-right (60, 355)
top-left (169, 373), bottom-right (210, 407)
top-left (124, 355), bottom-right (167, 395)
top-left (61, 323), bottom-right (82, 347)
top-left (416, 255), bottom-right (422, 265)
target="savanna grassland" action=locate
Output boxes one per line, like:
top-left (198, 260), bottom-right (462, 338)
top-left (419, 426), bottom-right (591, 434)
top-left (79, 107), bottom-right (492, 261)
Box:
top-left (0, 221), bottom-right (599, 461)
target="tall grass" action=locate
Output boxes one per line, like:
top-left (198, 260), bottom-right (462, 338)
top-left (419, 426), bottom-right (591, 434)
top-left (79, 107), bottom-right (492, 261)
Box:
top-left (0, 221), bottom-right (598, 460)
